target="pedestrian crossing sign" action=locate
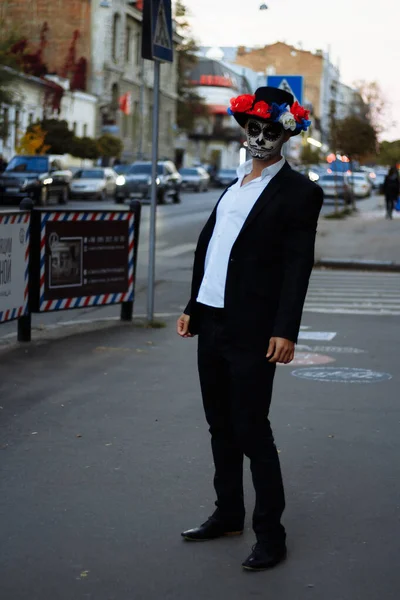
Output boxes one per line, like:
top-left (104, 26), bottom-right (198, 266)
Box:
top-left (267, 75), bottom-right (303, 105)
top-left (142, 0), bottom-right (173, 63)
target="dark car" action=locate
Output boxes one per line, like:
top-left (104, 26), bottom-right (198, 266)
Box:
top-left (115, 161), bottom-right (182, 204)
top-left (214, 168), bottom-right (237, 187)
top-left (0, 155), bottom-right (71, 206)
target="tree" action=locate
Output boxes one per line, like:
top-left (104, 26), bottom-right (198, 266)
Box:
top-left (27, 119), bottom-right (75, 154)
top-left (174, 1), bottom-right (207, 132)
top-left (376, 140), bottom-right (400, 166)
top-left (300, 143), bottom-right (321, 165)
top-left (16, 124), bottom-right (50, 155)
top-left (97, 133), bottom-right (123, 158)
top-left (353, 80), bottom-right (394, 137)
top-left (70, 136), bottom-right (100, 160)
top-left (335, 116), bottom-right (377, 160)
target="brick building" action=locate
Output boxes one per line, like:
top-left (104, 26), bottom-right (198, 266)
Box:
top-left (0, 0), bottom-right (91, 83)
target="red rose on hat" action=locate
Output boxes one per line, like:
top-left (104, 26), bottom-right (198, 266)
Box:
top-left (248, 101), bottom-right (272, 119)
top-left (290, 101), bottom-right (310, 123)
top-left (230, 94), bottom-right (255, 113)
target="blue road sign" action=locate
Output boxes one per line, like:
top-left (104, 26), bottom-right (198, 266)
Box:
top-left (267, 75), bottom-right (303, 105)
top-left (142, 0), bottom-right (173, 63)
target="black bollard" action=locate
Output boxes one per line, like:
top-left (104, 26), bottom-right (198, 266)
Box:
top-left (17, 197), bottom-right (34, 342)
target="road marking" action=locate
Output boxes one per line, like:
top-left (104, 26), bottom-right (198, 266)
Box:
top-left (296, 344), bottom-right (366, 354)
top-left (280, 352), bottom-right (336, 366)
top-left (298, 331), bottom-right (337, 341)
top-left (291, 367), bottom-right (392, 384)
top-left (158, 243), bottom-right (197, 258)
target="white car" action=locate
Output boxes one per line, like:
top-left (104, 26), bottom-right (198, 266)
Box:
top-left (345, 172), bottom-right (372, 198)
top-left (69, 167), bottom-right (120, 200)
top-left (179, 167), bottom-right (210, 192)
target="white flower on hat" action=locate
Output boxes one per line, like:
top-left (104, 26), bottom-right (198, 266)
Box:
top-left (279, 111), bottom-right (297, 131)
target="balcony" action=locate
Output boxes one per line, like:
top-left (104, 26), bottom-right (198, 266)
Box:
top-left (189, 126), bottom-right (243, 143)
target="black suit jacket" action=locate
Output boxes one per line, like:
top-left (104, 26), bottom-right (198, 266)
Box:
top-left (185, 162), bottom-right (323, 348)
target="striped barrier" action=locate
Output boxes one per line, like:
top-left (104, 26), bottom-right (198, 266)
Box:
top-left (39, 211), bottom-right (135, 313)
top-left (0, 212), bottom-right (30, 324)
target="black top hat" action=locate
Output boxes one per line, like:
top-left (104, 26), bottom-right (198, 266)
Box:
top-left (228, 86), bottom-right (311, 136)
top-left (233, 87), bottom-right (294, 127)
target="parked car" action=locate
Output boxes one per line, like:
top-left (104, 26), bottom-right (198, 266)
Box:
top-left (115, 161), bottom-right (182, 204)
top-left (179, 167), bottom-right (210, 192)
top-left (371, 169), bottom-right (387, 192)
top-left (69, 168), bottom-right (119, 200)
top-left (0, 155), bottom-right (71, 206)
top-left (317, 173), bottom-right (350, 202)
top-left (214, 168), bottom-right (237, 187)
top-left (344, 172), bottom-right (372, 198)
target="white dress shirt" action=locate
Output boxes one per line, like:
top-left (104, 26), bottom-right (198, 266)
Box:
top-left (197, 157), bottom-right (285, 308)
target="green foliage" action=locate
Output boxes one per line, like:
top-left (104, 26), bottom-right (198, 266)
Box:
top-left (27, 119), bottom-right (75, 154)
top-left (300, 143), bottom-right (321, 165)
top-left (70, 136), bottom-right (100, 160)
top-left (96, 134), bottom-right (123, 158)
top-left (377, 140), bottom-right (400, 166)
top-left (335, 116), bottom-right (377, 160)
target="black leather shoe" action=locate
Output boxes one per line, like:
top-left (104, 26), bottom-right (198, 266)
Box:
top-left (242, 542), bottom-right (287, 571)
top-left (181, 517), bottom-right (244, 541)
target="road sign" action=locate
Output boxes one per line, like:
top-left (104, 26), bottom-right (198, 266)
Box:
top-left (267, 75), bottom-right (303, 105)
top-left (142, 0), bottom-right (173, 63)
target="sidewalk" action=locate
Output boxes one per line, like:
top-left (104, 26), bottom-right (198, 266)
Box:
top-left (315, 195), bottom-right (400, 266)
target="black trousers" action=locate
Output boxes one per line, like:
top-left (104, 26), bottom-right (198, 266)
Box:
top-left (385, 196), bottom-right (395, 218)
top-left (197, 306), bottom-right (286, 543)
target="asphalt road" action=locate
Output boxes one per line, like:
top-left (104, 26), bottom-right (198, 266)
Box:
top-left (1, 188), bottom-right (399, 599)
top-left (0, 301), bottom-right (399, 599)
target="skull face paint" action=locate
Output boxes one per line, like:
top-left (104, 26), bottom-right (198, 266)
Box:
top-left (245, 118), bottom-right (286, 160)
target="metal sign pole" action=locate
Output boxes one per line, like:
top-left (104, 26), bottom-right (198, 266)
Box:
top-left (147, 59), bottom-right (161, 323)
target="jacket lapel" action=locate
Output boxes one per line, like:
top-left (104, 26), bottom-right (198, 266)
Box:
top-left (237, 161), bottom-right (291, 237)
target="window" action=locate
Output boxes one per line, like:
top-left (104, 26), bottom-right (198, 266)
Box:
top-left (83, 123), bottom-right (88, 136)
top-left (112, 13), bottom-right (121, 62)
top-left (14, 110), bottom-right (20, 145)
top-left (28, 113), bottom-right (34, 125)
top-left (135, 32), bottom-right (141, 65)
top-left (73, 122), bottom-right (77, 134)
top-left (122, 113), bottom-right (129, 137)
top-left (1, 108), bottom-right (9, 140)
top-left (125, 26), bottom-right (132, 62)
top-left (132, 100), bottom-right (139, 134)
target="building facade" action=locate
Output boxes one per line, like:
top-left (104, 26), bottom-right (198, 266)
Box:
top-left (0, 70), bottom-right (97, 161)
top-left (1, 0), bottom-right (180, 162)
top-left (91, 0), bottom-right (180, 161)
top-left (179, 56), bottom-right (251, 169)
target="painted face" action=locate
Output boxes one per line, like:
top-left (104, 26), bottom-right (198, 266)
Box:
top-left (245, 118), bottom-right (286, 160)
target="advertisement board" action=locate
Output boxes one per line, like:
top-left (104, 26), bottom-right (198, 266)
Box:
top-left (38, 211), bottom-right (135, 312)
top-left (0, 212), bottom-right (30, 323)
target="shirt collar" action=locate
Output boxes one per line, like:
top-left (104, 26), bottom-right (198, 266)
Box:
top-left (236, 157), bottom-right (286, 182)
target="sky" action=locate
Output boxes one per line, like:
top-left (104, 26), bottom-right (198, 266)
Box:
top-left (182, 0), bottom-right (400, 141)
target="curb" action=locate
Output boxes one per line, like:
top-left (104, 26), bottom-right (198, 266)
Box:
top-left (315, 258), bottom-right (400, 273)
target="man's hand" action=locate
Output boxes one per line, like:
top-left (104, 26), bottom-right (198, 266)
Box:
top-left (266, 337), bottom-right (295, 364)
top-left (176, 313), bottom-right (194, 338)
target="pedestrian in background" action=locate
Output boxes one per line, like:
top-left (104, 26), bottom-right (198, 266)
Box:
top-left (383, 166), bottom-right (399, 219)
top-left (177, 87), bottom-right (323, 572)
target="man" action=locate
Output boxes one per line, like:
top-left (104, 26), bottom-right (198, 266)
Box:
top-left (176, 87), bottom-right (323, 571)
